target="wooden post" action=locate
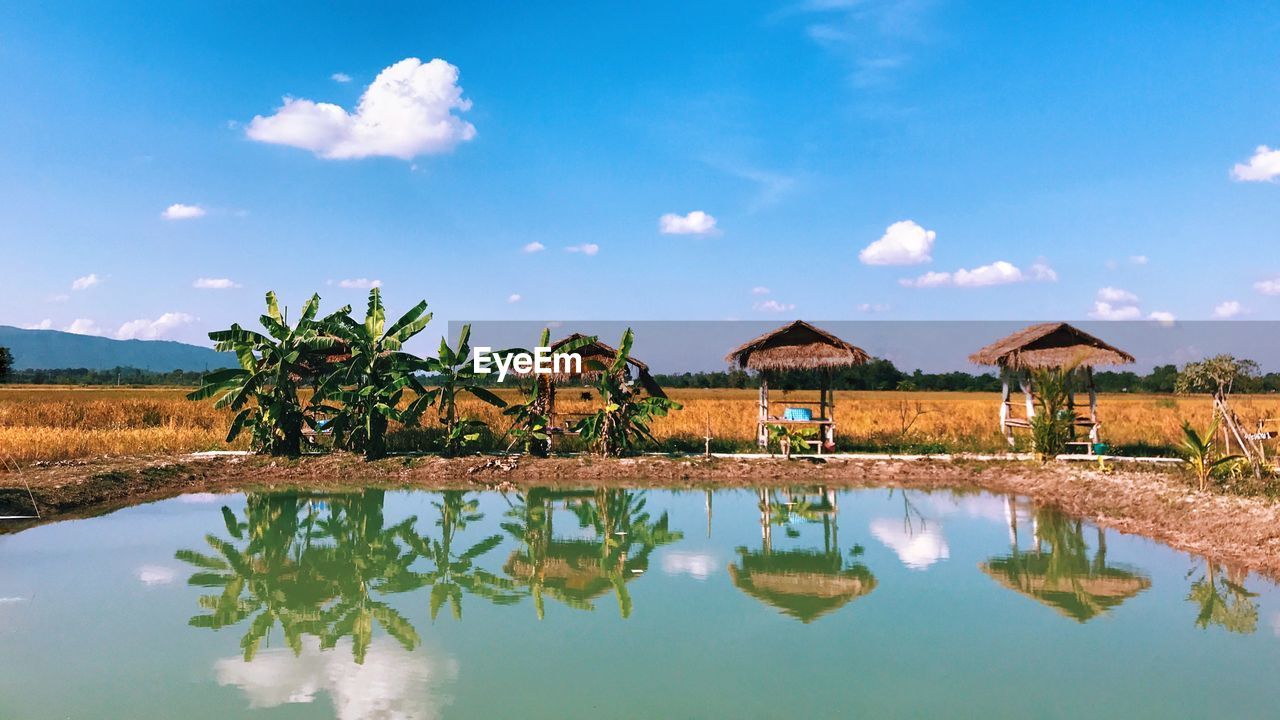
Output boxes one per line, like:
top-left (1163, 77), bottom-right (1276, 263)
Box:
top-left (1000, 369), bottom-right (1013, 447)
top-left (757, 377), bottom-right (769, 448)
top-left (1020, 372), bottom-right (1036, 419)
top-left (1087, 367), bottom-right (1099, 445)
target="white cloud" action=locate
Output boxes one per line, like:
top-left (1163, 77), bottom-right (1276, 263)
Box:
top-left (859, 220), bottom-right (935, 265)
top-left (71, 273), bottom-right (100, 291)
top-left (331, 72), bottom-right (352, 83)
top-left (162, 203), bottom-right (206, 220)
top-left (1231, 145), bottom-right (1280, 182)
top-left (247, 57), bottom-right (476, 160)
top-left (1097, 287), bottom-right (1138, 303)
top-left (23, 319), bottom-right (53, 330)
top-left (661, 551), bottom-right (717, 580)
top-left (899, 270), bottom-right (952, 288)
top-left (507, 294), bottom-right (522, 303)
top-left (136, 565), bottom-right (177, 586)
top-left (751, 286), bottom-right (771, 295)
top-left (336, 278), bottom-right (382, 289)
top-left (1089, 301), bottom-right (1142, 321)
top-left (565, 243), bottom-right (599, 256)
top-left (46, 293), bottom-right (69, 303)
top-left (954, 261), bottom-right (1025, 287)
top-left (1214, 300), bottom-right (1243, 319)
top-left (659, 210), bottom-right (719, 236)
top-left (1255, 277), bottom-right (1280, 296)
top-left (193, 277), bottom-right (242, 289)
top-left (215, 637), bottom-right (455, 720)
top-left (65, 318), bottom-right (103, 336)
top-left (857, 303), bottom-right (890, 313)
top-left (870, 518), bottom-right (950, 570)
top-left (116, 312), bottom-right (197, 340)
top-left (900, 260), bottom-right (1052, 289)
top-left (753, 299), bottom-right (796, 313)
top-left (522, 241), bottom-right (545, 253)
top-left (1130, 255), bottom-right (1149, 265)
top-left (1148, 311), bottom-right (1176, 326)
top-left (1028, 261), bottom-right (1058, 282)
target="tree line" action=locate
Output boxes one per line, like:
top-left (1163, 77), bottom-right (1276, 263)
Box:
top-left (654, 362), bottom-right (1280, 393)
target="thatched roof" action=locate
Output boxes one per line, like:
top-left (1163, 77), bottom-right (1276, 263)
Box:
top-left (520, 333), bottom-right (666, 398)
top-left (725, 320), bottom-right (870, 372)
top-left (728, 549), bottom-right (877, 623)
top-left (968, 322), bottom-right (1135, 370)
top-left (981, 555), bottom-right (1151, 622)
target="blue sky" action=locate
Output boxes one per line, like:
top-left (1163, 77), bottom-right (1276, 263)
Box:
top-left (2, 1), bottom-right (1279, 347)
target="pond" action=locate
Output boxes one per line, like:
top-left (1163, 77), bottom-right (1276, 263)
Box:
top-left (1, 486), bottom-right (1278, 718)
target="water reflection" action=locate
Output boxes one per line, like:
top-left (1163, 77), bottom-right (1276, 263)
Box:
top-left (1187, 559), bottom-right (1259, 634)
top-left (727, 489), bottom-right (876, 623)
top-left (501, 488), bottom-right (683, 618)
top-left (981, 504), bottom-right (1151, 622)
top-left (215, 636), bottom-right (455, 720)
top-left (869, 491), bottom-right (950, 571)
top-left (177, 491), bottom-right (424, 664)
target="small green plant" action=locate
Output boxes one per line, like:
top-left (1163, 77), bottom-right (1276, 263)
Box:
top-left (1027, 362), bottom-right (1079, 461)
top-left (767, 424), bottom-right (814, 458)
top-left (1179, 417), bottom-right (1242, 492)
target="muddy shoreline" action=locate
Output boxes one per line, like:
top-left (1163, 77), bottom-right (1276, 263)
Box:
top-left (4, 452), bottom-right (1280, 578)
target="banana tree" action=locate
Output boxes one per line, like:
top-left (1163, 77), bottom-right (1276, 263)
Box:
top-left (188, 292), bottom-right (344, 456)
top-left (501, 329), bottom-right (596, 456)
top-left (417, 324), bottom-right (506, 456)
top-left (572, 328), bottom-right (681, 457)
top-left (318, 288), bottom-right (433, 460)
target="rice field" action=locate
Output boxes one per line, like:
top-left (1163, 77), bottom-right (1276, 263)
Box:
top-left (2, 385), bottom-right (1276, 463)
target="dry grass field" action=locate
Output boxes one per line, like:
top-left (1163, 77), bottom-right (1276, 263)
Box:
top-left (3, 385), bottom-right (1278, 463)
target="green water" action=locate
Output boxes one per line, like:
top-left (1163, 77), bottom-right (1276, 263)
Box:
top-left (1, 486), bottom-right (1278, 719)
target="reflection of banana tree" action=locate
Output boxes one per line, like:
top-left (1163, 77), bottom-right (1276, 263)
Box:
top-left (400, 491), bottom-right (522, 621)
top-left (177, 491), bottom-right (424, 664)
top-left (729, 488), bottom-right (875, 623)
top-left (502, 487), bottom-right (683, 618)
top-left (308, 490), bottom-right (423, 662)
top-left (982, 509), bottom-right (1150, 623)
top-left (1187, 559), bottom-right (1258, 634)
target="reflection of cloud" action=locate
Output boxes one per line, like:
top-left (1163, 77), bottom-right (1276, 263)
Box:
top-left (216, 637), bottom-right (455, 720)
top-left (136, 565), bottom-right (177, 586)
top-left (175, 492), bottom-right (221, 504)
top-left (0, 597), bottom-right (25, 604)
top-left (869, 518), bottom-right (949, 570)
top-left (661, 551), bottom-right (717, 580)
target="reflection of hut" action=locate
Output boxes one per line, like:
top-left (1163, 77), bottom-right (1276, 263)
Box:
top-left (538, 334), bottom-right (667, 436)
top-left (726, 321), bottom-right (870, 452)
top-left (981, 513), bottom-right (1150, 622)
top-left (729, 549), bottom-right (876, 623)
top-left (969, 322), bottom-right (1134, 452)
top-left (728, 488), bottom-right (876, 623)
top-left (981, 556), bottom-right (1150, 622)
top-left (504, 538), bottom-right (638, 606)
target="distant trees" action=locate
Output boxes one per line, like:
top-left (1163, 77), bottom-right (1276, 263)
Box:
top-left (0, 346), bottom-right (12, 382)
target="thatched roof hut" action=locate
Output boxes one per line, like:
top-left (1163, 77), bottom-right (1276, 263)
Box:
top-left (726, 320), bottom-right (870, 371)
top-left (969, 322), bottom-right (1134, 370)
top-left (728, 549), bottom-right (877, 623)
top-left (725, 321), bottom-right (868, 451)
top-left (534, 333), bottom-right (666, 398)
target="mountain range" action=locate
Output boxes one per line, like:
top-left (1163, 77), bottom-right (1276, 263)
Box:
top-left (0, 326), bottom-right (235, 371)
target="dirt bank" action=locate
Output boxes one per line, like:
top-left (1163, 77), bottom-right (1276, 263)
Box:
top-left (4, 452), bottom-right (1280, 578)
